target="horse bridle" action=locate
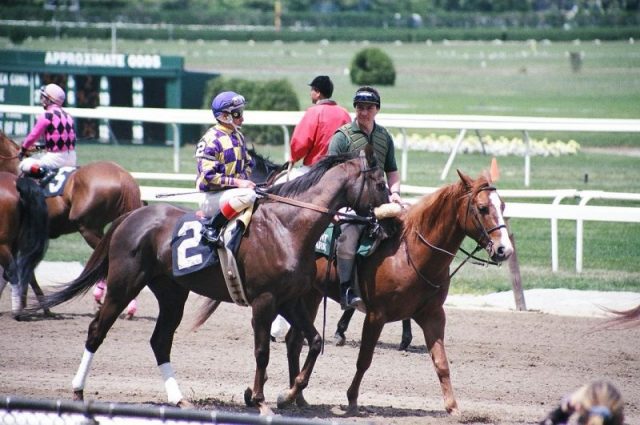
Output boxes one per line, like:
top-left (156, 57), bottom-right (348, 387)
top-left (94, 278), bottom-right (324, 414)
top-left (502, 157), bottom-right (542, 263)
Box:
top-left (406, 185), bottom-right (504, 288)
top-left (256, 150), bottom-right (380, 224)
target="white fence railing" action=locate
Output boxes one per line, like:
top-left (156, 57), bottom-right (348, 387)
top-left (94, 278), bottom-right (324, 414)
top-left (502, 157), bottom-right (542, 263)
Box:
top-left (3, 104), bottom-right (640, 186)
top-left (132, 173), bottom-right (640, 273)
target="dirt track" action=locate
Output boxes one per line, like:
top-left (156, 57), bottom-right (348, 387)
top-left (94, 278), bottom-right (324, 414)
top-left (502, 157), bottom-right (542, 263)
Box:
top-left (1, 287), bottom-right (638, 425)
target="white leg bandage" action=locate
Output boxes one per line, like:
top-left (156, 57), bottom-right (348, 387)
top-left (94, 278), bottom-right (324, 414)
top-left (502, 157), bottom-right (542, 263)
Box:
top-left (159, 362), bottom-right (184, 405)
top-left (72, 349), bottom-right (95, 390)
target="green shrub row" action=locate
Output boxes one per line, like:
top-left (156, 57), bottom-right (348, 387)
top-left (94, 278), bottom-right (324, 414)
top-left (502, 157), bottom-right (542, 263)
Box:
top-left (4, 23), bottom-right (640, 44)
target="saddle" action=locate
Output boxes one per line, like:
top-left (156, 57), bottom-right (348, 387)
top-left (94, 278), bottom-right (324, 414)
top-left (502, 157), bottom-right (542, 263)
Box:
top-left (26, 166), bottom-right (76, 196)
top-left (170, 207), bottom-right (254, 307)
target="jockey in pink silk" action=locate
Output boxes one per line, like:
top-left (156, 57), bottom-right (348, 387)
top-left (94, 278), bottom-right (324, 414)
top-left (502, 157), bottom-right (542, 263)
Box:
top-left (19, 83), bottom-right (77, 181)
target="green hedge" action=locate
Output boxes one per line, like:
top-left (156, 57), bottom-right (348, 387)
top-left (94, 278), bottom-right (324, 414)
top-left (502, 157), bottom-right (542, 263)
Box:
top-left (2, 23), bottom-right (639, 43)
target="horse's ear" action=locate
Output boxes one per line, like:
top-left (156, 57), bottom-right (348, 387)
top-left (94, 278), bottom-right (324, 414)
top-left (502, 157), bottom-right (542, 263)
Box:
top-left (456, 169), bottom-right (473, 189)
top-left (489, 157), bottom-right (500, 182)
top-left (364, 142), bottom-right (376, 167)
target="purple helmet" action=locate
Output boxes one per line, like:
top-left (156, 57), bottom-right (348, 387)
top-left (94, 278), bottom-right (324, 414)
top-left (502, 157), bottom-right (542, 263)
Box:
top-left (41, 83), bottom-right (66, 106)
top-left (211, 91), bottom-right (246, 121)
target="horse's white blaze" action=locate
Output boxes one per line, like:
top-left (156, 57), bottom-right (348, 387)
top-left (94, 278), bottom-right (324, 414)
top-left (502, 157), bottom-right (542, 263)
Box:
top-left (72, 349), bottom-right (94, 390)
top-left (159, 362), bottom-right (184, 405)
top-left (489, 191), bottom-right (514, 254)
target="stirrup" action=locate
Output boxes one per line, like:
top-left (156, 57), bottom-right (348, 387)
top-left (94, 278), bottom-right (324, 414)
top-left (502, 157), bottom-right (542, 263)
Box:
top-left (201, 227), bottom-right (223, 246)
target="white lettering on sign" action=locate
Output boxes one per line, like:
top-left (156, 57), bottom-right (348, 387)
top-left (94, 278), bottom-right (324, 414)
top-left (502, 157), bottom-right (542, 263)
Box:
top-left (13, 121), bottom-right (28, 136)
top-left (127, 54), bottom-right (162, 69)
top-left (9, 74), bottom-right (30, 86)
top-left (0, 73), bottom-right (8, 85)
top-left (45, 51), bottom-right (162, 69)
top-left (0, 88), bottom-right (4, 102)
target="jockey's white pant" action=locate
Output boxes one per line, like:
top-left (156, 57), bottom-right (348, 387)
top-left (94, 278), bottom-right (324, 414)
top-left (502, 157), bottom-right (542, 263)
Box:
top-left (19, 150), bottom-right (76, 173)
top-left (201, 188), bottom-right (256, 219)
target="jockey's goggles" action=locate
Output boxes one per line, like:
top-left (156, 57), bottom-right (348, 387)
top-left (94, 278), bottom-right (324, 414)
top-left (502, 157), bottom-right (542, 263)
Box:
top-left (231, 110), bottom-right (244, 119)
top-left (353, 91), bottom-right (380, 107)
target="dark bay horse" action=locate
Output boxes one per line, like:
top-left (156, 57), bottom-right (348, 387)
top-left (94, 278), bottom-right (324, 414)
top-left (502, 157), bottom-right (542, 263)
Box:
top-left (0, 131), bottom-right (143, 315)
top-left (33, 145), bottom-right (389, 415)
top-left (0, 173), bottom-right (50, 317)
top-left (287, 170), bottom-right (514, 415)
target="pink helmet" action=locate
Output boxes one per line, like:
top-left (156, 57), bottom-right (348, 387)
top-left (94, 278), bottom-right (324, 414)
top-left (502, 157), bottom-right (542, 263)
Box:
top-left (40, 83), bottom-right (66, 106)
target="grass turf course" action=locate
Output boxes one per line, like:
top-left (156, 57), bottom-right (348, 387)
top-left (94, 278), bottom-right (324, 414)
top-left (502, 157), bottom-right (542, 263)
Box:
top-left (5, 37), bottom-right (638, 294)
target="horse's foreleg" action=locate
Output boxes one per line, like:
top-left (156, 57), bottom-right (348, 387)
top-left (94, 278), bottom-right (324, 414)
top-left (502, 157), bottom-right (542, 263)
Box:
top-left (278, 312), bottom-right (322, 408)
top-left (247, 297), bottom-right (275, 416)
top-left (416, 307), bottom-right (458, 415)
top-left (334, 307), bottom-right (355, 346)
top-left (72, 293), bottom-right (124, 400)
top-left (398, 318), bottom-right (413, 351)
top-left (149, 282), bottom-right (189, 407)
top-left (29, 277), bottom-right (52, 316)
top-left (346, 313), bottom-right (385, 414)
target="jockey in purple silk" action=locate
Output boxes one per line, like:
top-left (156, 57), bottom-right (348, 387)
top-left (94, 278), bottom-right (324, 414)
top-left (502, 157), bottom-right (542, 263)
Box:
top-left (195, 91), bottom-right (256, 246)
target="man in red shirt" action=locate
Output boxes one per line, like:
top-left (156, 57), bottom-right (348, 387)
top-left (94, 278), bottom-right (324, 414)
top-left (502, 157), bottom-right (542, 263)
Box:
top-left (288, 75), bottom-right (351, 170)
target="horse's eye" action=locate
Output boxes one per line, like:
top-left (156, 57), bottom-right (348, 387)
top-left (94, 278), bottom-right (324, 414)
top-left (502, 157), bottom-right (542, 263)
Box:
top-left (478, 205), bottom-right (489, 214)
top-left (377, 182), bottom-right (387, 192)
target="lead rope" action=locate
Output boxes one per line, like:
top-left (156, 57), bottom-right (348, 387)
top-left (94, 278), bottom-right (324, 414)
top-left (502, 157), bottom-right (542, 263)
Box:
top-left (321, 225), bottom-right (338, 355)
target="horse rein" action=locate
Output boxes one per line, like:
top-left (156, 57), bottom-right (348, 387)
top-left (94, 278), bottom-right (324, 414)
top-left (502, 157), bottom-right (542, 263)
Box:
top-left (255, 150), bottom-right (380, 225)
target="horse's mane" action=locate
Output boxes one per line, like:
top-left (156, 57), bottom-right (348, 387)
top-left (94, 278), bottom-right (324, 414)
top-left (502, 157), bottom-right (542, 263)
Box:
top-left (402, 172), bottom-right (492, 238)
top-left (248, 148), bottom-right (283, 180)
top-left (266, 151), bottom-right (358, 198)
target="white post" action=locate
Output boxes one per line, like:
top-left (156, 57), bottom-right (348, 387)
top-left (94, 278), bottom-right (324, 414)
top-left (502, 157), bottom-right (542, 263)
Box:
top-left (400, 128), bottom-right (408, 182)
top-left (98, 76), bottom-right (110, 143)
top-left (111, 23), bottom-right (117, 54)
top-left (440, 128), bottom-right (466, 181)
top-left (132, 77), bottom-right (144, 144)
top-left (523, 130), bottom-right (531, 187)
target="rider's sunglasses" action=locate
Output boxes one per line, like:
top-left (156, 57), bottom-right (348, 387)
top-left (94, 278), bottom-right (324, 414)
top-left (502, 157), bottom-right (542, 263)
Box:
top-left (231, 110), bottom-right (244, 119)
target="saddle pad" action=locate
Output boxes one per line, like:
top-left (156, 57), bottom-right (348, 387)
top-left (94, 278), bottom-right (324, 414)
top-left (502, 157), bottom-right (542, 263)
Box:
top-left (314, 224), bottom-right (375, 258)
top-left (42, 166), bottom-right (75, 197)
top-left (171, 212), bottom-right (219, 277)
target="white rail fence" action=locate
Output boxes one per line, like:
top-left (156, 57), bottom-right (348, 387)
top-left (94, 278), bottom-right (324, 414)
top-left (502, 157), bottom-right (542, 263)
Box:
top-left (2, 104), bottom-right (640, 186)
top-left (132, 173), bottom-right (640, 273)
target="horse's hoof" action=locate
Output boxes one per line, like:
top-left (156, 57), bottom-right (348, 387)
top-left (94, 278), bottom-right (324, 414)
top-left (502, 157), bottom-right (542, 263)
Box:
top-left (398, 338), bottom-right (412, 351)
top-left (295, 395), bottom-right (310, 408)
top-left (177, 399), bottom-right (194, 409)
top-left (276, 392), bottom-right (295, 409)
top-left (73, 390), bottom-right (84, 401)
top-left (244, 387), bottom-right (255, 407)
top-left (333, 332), bottom-right (346, 347)
top-left (124, 313), bottom-right (134, 320)
top-left (43, 309), bottom-right (54, 317)
top-left (344, 404), bottom-right (359, 416)
top-left (258, 403), bottom-right (273, 416)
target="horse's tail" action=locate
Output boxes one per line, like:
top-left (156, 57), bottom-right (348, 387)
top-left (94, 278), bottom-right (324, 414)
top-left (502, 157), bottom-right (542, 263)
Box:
top-left (601, 303), bottom-right (640, 329)
top-left (119, 169), bottom-right (144, 213)
top-left (14, 177), bottom-right (49, 296)
top-left (190, 299), bottom-right (222, 332)
top-left (35, 211), bottom-right (132, 312)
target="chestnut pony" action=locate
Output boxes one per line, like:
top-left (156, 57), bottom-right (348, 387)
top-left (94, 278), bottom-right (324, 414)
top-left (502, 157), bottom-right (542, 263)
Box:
top-left (0, 131), bottom-right (143, 314)
top-left (34, 145), bottom-right (389, 415)
top-left (287, 170), bottom-right (514, 415)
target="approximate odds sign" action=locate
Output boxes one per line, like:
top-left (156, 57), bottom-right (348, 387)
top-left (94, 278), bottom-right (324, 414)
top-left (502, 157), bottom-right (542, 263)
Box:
top-left (0, 72), bottom-right (32, 137)
top-left (0, 50), bottom-right (182, 138)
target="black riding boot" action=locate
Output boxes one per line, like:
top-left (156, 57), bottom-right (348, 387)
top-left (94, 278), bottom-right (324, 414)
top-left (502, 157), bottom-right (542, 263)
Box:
top-left (337, 256), bottom-right (362, 310)
top-left (39, 168), bottom-right (57, 186)
top-left (28, 165), bottom-right (49, 178)
top-left (201, 212), bottom-right (229, 246)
